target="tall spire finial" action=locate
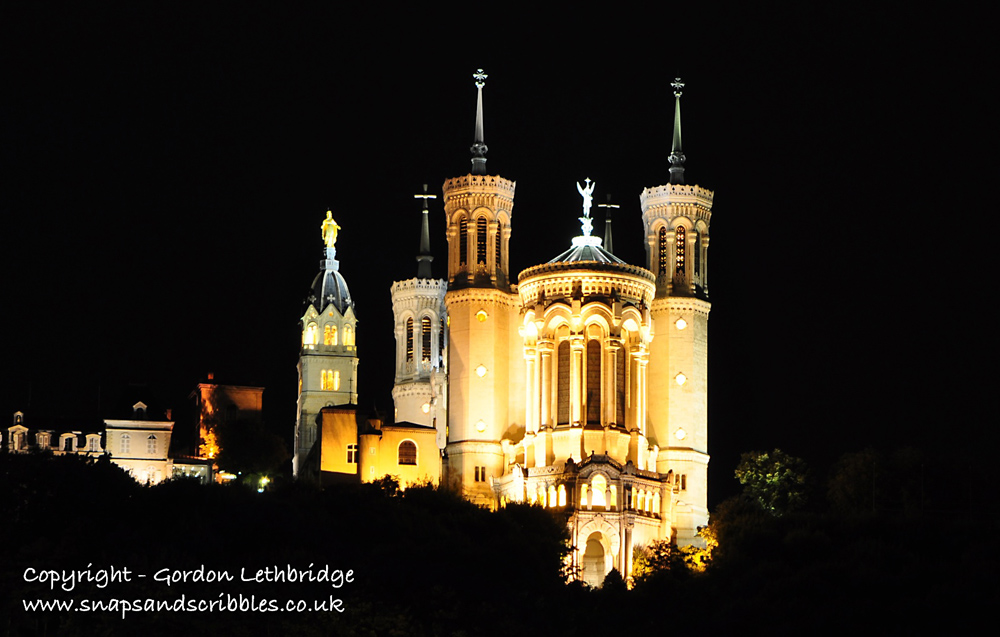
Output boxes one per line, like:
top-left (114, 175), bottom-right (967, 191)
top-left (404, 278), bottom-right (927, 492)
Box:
top-left (669, 77), bottom-right (686, 185)
top-left (414, 184), bottom-right (437, 278)
top-left (598, 194), bottom-right (619, 254)
top-left (471, 68), bottom-right (488, 175)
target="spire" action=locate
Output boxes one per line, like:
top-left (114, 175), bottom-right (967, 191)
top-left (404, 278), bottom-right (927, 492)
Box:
top-left (669, 77), bottom-right (686, 185)
top-left (598, 195), bottom-right (619, 255)
top-left (414, 184), bottom-right (437, 278)
top-left (470, 68), bottom-right (488, 175)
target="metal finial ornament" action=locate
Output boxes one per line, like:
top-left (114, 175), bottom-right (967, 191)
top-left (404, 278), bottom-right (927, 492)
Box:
top-left (671, 77), bottom-right (684, 98)
top-left (471, 68), bottom-right (489, 174)
top-left (598, 195), bottom-right (619, 254)
top-left (669, 78), bottom-right (686, 184)
top-left (473, 68), bottom-right (488, 88)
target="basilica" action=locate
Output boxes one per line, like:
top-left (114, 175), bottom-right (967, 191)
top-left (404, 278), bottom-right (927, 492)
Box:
top-left (293, 72), bottom-right (714, 586)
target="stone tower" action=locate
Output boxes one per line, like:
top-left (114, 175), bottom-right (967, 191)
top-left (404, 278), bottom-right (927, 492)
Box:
top-left (293, 211), bottom-right (359, 479)
top-left (391, 185), bottom-right (449, 450)
top-left (442, 69), bottom-right (524, 505)
top-left (641, 79), bottom-right (714, 541)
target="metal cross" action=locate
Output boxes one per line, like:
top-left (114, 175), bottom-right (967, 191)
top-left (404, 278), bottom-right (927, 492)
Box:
top-left (671, 77), bottom-right (684, 98)
top-left (414, 183), bottom-right (437, 210)
top-left (473, 68), bottom-right (488, 88)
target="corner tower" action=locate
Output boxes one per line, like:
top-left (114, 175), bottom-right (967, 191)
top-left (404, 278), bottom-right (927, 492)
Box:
top-left (294, 211), bottom-right (359, 479)
top-left (640, 79), bottom-right (713, 542)
top-left (391, 186), bottom-right (449, 450)
top-left (443, 69), bottom-right (522, 506)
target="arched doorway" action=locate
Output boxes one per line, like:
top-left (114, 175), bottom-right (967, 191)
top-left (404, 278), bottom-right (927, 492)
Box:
top-left (582, 531), bottom-right (609, 587)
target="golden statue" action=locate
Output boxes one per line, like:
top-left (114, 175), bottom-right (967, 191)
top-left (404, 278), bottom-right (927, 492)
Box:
top-left (321, 211), bottom-right (341, 248)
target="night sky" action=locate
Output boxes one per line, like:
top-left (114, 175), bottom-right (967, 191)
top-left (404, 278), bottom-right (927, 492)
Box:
top-left (2, 4), bottom-right (989, 503)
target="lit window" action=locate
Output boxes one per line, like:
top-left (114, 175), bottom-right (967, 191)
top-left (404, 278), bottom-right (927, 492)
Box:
top-left (88, 437), bottom-right (99, 452)
top-left (406, 318), bottom-right (414, 362)
top-left (322, 370), bottom-right (337, 390)
top-left (421, 317), bottom-right (431, 362)
top-left (121, 433), bottom-right (131, 455)
top-left (476, 365), bottom-right (488, 378)
top-left (675, 318), bottom-right (687, 330)
top-left (476, 310), bottom-right (488, 322)
top-left (675, 226), bottom-right (686, 274)
top-left (558, 484), bottom-right (567, 506)
top-left (347, 443), bottom-right (357, 464)
top-left (548, 485), bottom-right (557, 508)
top-left (658, 226), bottom-right (668, 275)
top-left (675, 372), bottom-right (687, 386)
top-left (333, 370), bottom-right (340, 391)
top-left (303, 322), bottom-right (318, 347)
top-left (476, 419), bottom-right (486, 433)
top-left (398, 440), bottom-right (417, 466)
top-left (146, 434), bottom-right (157, 455)
top-left (476, 217), bottom-right (487, 265)
top-left (343, 324), bottom-right (354, 347)
top-left (324, 324), bottom-right (338, 346)
top-left (591, 474), bottom-right (607, 507)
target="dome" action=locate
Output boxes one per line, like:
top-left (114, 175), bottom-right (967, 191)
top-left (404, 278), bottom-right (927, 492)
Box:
top-left (308, 265), bottom-right (353, 315)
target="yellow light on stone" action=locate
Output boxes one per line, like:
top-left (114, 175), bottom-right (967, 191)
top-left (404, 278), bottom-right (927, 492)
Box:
top-left (675, 318), bottom-right (687, 330)
top-left (421, 403), bottom-right (431, 414)
top-left (675, 372), bottom-right (687, 386)
top-left (476, 419), bottom-right (486, 433)
top-left (476, 310), bottom-right (488, 322)
top-left (476, 365), bottom-right (488, 378)
top-left (675, 428), bottom-right (687, 441)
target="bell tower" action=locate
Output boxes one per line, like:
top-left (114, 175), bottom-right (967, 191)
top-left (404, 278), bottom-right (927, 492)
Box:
top-left (443, 69), bottom-right (520, 506)
top-left (641, 79), bottom-right (713, 542)
top-left (391, 186), bottom-right (449, 450)
top-left (293, 211), bottom-right (359, 479)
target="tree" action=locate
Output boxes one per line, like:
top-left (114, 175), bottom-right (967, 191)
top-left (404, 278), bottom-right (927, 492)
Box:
top-left (827, 447), bottom-right (881, 514)
top-left (735, 448), bottom-right (808, 516)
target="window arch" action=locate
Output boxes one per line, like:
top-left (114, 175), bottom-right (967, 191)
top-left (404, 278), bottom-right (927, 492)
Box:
top-left (303, 322), bottom-right (318, 347)
top-left (146, 434), bottom-right (157, 455)
top-left (495, 220), bottom-right (503, 271)
top-left (657, 226), bottom-right (668, 276)
top-left (343, 324), bottom-right (354, 346)
top-left (591, 474), bottom-right (608, 507)
top-left (405, 318), bottom-right (414, 362)
top-left (557, 340), bottom-right (570, 425)
top-left (459, 217), bottom-right (468, 266)
top-left (421, 316), bottom-right (431, 362)
top-left (398, 440), bottom-right (417, 466)
top-left (120, 433), bottom-right (131, 455)
top-left (675, 225), bottom-right (686, 275)
top-left (586, 339), bottom-right (601, 424)
top-left (476, 217), bottom-right (488, 265)
top-left (324, 324), bottom-right (338, 346)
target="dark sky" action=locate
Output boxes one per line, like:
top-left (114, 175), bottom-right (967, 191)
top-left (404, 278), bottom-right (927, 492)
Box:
top-left (2, 4), bottom-right (989, 501)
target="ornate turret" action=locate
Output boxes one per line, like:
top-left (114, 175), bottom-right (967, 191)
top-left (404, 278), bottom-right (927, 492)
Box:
top-left (294, 211), bottom-right (360, 479)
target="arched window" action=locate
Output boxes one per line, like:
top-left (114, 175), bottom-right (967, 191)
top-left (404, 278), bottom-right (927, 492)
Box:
top-left (586, 339), bottom-right (601, 424)
top-left (557, 340), bottom-right (570, 425)
top-left (398, 440), bottom-right (417, 466)
top-left (146, 434), bottom-right (157, 455)
top-left (304, 322), bottom-right (318, 347)
top-left (421, 316), bottom-right (431, 362)
top-left (675, 225), bottom-right (686, 275)
top-left (343, 324), bottom-right (354, 346)
top-left (616, 339), bottom-right (626, 426)
top-left (657, 226), bottom-right (668, 276)
top-left (63, 436), bottom-right (73, 452)
top-left (459, 217), bottom-right (468, 266)
top-left (333, 370), bottom-right (340, 391)
top-left (495, 220), bottom-right (503, 271)
top-left (591, 474), bottom-right (608, 507)
top-left (324, 324), bottom-right (338, 346)
top-left (476, 217), bottom-right (488, 265)
top-left (405, 318), bottom-right (414, 362)
top-left (121, 434), bottom-right (131, 455)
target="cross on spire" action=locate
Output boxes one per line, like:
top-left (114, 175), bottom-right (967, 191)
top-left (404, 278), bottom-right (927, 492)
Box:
top-left (470, 68), bottom-right (489, 175)
top-left (415, 184), bottom-right (436, 278)
top-left (598, 194), bottom-right (619, 254)
top-left (669, 77), bottom-right (686, 185)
